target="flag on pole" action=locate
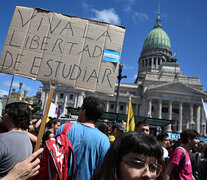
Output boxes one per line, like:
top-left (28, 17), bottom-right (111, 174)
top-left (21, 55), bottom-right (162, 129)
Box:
top-left (127, 99), bottom-right (135, 132)
top-left (202, 99), bottom-right (207, 121)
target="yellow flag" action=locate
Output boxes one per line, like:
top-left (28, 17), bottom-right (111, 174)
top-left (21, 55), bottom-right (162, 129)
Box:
top-left (122, 121), bottom-right (127, 130)
top-left (127, 99), bottom-right (135, 132)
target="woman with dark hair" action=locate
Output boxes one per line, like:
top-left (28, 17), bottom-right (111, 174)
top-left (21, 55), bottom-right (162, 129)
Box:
top-left (42, 117), bottom-right (60, 145)
top-left (91, 131), bottom-right (163, 180)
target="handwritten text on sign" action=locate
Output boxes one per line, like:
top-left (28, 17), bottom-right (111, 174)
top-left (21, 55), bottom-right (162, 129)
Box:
top-left (0, 6), bottom-right (125, 94)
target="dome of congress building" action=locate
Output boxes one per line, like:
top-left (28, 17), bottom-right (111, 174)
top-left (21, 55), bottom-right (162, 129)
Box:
top-left (142, 12), bottom-right (171, 52)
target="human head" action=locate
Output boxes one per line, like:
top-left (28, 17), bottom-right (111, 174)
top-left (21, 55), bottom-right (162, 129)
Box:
top-left (135, 120), bottom-right (150, 134)
top-left (3, 102), bottom-right (31, 130)
top-left (98, 123), bottom-right (110, 136)
top-left (47, 117), bottom-right (61, 133)
top-left (181, 129), bottom-right (200, 150)
top-left (157, 132), bottom-right (169, 148)
top-left (92, 132), bottom-right (163, 180)
top-left (78, 96), bottom-right (104, 123)
top-left (112, 123), bottom-right (126, 138)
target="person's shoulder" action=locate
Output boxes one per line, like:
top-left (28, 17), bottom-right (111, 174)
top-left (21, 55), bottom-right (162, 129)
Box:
top-left (45, 130), bottom-right (52, 135)
top-left (174, 146), bottom-right (186, 152)
top-left (172, 147), bottom-right (187, 158)
top-left (1, 131), bottom-right (27, 137)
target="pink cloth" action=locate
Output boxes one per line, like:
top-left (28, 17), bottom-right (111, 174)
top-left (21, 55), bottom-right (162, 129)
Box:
top-left (170, 147), bottom-right (192, 180)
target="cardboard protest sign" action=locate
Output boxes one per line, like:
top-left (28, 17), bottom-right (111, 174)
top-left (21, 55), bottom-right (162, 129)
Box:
top-left (0, 6), bottom-right (125, 94)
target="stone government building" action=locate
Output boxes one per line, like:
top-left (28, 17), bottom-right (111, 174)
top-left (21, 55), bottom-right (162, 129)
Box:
top-left (39, 12), bottom-right (207, 135)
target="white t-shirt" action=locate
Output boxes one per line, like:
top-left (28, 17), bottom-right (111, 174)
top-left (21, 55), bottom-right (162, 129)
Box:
top-left (162, 146), bottom-right (169, 159)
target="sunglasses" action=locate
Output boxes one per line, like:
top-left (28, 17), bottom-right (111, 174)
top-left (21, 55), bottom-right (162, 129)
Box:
top-left (122, 159), bottom-right (162, 178)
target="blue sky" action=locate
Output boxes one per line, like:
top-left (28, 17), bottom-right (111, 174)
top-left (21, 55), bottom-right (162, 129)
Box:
top-left (0, 0), bottom-right (207, 96)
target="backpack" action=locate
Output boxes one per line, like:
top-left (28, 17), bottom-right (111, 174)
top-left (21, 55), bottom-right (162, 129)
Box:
top-left (170, 146), bottom-right (186, 180)
top-left (34, 122), bottom-right (75, 180)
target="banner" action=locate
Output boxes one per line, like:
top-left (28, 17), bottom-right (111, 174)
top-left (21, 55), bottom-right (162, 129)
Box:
top-left (127, 99), bottom-right (135, 132)
top-left (0, 6), bottom-right (125, 94)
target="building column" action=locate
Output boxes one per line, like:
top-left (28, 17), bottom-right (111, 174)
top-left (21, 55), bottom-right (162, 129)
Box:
top-left (186, 103), bottom-right (194, 129)
top-left (201, 107), bottom-right (206, 136)
top-left (178, 102), bottom-right (183, 133)
top-left (55, 93), bottom-right (58, 104)
top-left (42, 91), bottom-right (49, 110)
top-left (189, 103), bottom-right (194, 129)
top-left (148, 98), bottom-right (152, 117)
top-left (167, 100), bottom-right (172, 131)
top-left (135, 104), bottom-right (138, 116)
top-left (125, 102), bottom-right (128, 114)
top-left (74, 93), bottom-right (78, 108)
top-left (196, 105), bottom-right (201, 133)
top-left (158, 99), bottom-right (162, 119)
top-left (77, 91), bottom-right (85, 107)
top-left (151, 58), bottom-right (154, 69)
top-left (63, 94), bottom-right (68, 115)
top-left (155, 58), bottom-right (158, 69)
top-left (106, 101), bottom-right (109, 112)
top-left (116, 102), bottom-right (119, 114)
top-left (41, 91), bottom-right (46, 109)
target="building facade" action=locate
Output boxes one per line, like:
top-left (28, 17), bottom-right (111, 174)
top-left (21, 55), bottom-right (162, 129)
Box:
top-left (40, 12), bottom-right (207, 135)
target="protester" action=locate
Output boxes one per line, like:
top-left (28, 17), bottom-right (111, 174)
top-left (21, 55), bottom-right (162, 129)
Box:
top-left (98, 122), bottom-right (110, 136)
top-left (199, 143), bottom-right (207, 180)
top-left (157, 132), bottom-right (170, 180)
top-left (1, 148), bottom-right (43, 180)
top-left (108, 122), bottom-right (126, 144)
top-left (191, 141), bottom-right (204, 180)
top-left (91, 131), bottom-right (163, 180)
top-left (42, 117), bottom-right (60, 145)
top-left (135, 120), bottom-right (150, 134)
top-left (0, 102), bottom-right (33, 178)
top-left (164, 129), bottom-right (200, 180)
top-left (157, 132), bottom-right (170, 159)
top-left (55, 96), bottom-right (110, 180)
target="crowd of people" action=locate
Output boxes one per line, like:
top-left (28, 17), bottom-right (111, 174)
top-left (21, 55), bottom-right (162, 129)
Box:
top-left (0, 96), bottom-right (207, 180)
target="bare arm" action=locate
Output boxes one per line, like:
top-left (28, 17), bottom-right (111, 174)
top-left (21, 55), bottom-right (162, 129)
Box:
top-left (26, 131), bottom-right (37, 143)
top-left (164, 162), bottom-right (176, 180)
top-left (48, 133), bottom-right (54, 138)
top-left (1, 148), bottom-right (43, 180)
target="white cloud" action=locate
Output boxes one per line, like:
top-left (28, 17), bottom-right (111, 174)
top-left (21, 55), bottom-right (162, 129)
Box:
top-left (81, 2), bottom-right (93, 11)
top-left (123, 64), bottom-right (134, 70)
top-left (132, 12), bottom-right (149, 23)
top-left (123, 0), bottom-right (135, 13)
top-left (0, 90), bottom-right (8, 97)
top-left (90, 8), bottom-right (121, 25)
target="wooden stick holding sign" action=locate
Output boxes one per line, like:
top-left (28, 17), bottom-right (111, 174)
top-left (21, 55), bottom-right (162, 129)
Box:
top-left (34, 83), bottom-right (56, 152)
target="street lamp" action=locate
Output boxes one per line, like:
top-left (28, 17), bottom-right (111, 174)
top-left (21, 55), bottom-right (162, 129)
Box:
top-left (190, 120), bottom-right (195, 129)
top-left (115, 63), bottom-right (127, 115)
top-left (201, 122), bottom-right (206, 135)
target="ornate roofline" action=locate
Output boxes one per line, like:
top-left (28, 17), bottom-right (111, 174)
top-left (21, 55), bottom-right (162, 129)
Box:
top-left (145, 81), bottom-right (207, 96)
